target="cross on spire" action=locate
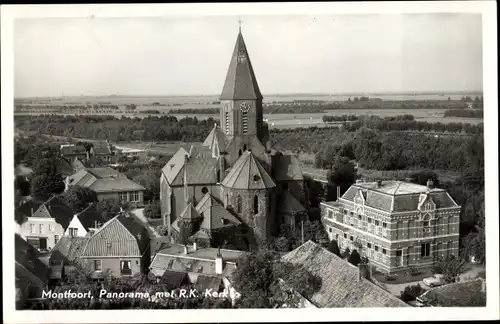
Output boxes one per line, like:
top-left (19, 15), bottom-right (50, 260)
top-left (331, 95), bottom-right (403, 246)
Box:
top-left (238, 17), bottom-right (242, 32)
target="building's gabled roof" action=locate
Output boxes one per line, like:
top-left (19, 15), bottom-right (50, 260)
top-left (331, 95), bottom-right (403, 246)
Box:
top-left (171, 157), bottom-right (219, 186)
top-left (195, 193), bottom-right (242, 231)
top-left (220, 30), bottom-right (263, 100)
top-left (61, 145), bottom-right (87, 156)
top-left (18, 196), bottom-right (74, 230)
top-left (282, 241), bottom-right (410, 308)
top-left (203, 124), bottom-right (228, 154)
top-left (160, 270), bottom-right (188, 289)
top-left (75, 203), bottom-right (106, 231)
top-left (221, 151), bottom-right (275, 189)
top-left (67, 168), bottom-right (145, 193)
top-left (180, 202), bottom-right (202, 220)
top-left (162, 147), bottom-right (190, 184)
top-left (50, 236), bottom-right (89, 264)
top-left (92, 146), bottom-right (112, 155)
top-left (195, 275), bottom-right (223, 292)
top-left (80, 214), bottom-right (149, 257)
top-left (272, 153), bottom-right (303, 181)
top-left (278, 191), bottom-right (306, 215)
top-left (341, 181), bottom-right (460, 213)
top-left (15, 234), bottom-right (49, 287)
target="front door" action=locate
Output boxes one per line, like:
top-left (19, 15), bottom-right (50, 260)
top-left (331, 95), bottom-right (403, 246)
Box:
top-left (396, 250), bottom-right (403, 267)
top-left (39, 238), bottom-right (47, 250)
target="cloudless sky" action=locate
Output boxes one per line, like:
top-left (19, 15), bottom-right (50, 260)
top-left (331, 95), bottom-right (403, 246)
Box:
top-left (14, 14), bottom-right (483, 97)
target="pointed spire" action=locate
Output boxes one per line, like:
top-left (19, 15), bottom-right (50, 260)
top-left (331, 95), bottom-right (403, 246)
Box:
top-left (183, 154), bottom-right (189, 205)
top-left (220, 28), bottom-right (263, 100)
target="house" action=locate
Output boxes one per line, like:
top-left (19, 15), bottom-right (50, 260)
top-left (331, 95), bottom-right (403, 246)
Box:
top-left (15, 234), bottom-right (50, 308)
top-left (417, 278), bottom-right (487, 307)
top-left (15, 196), bottom-right (74, 251)
top-left (159, 29), bottom-right (305, 250)
top-left (320, 179), bottom-right (461, 274)
top-left (48, 236), bottom-right (89, 280)
top-left (149, 243), bottom-right (244, 294)
top-left (60, 144), bottom-right (88, 160)
top-left (115, 147), bottom-right (146, 160)
top-left (65, 167), bottom-right (146, 207)
top-left (64, 203), bottom-right (107, 238)
top-left (90, 141), bottom-right (113, 163)
top-left (281, 241), bottom-right (410, 308)
top-left (78, 213), bottom-right (150, 278)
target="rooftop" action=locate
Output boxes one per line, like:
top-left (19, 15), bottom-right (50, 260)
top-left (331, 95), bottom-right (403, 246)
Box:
top-left (155, 244), bottom-right (244, 263)
top-left (419, 279), bottom-right (486, 307)
top-left (221, 151), bottom-right (275, 189)
top-left (355, 181), bottom-right (442, 195)
top-left (282, 241), bottom-right (409, 308)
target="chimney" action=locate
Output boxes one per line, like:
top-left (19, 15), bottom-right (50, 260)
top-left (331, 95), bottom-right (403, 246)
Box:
top-left (193, 242), bottom-right (197, 251)
top-left (336, 186), bottom-right (341, 201)
top-left (426, 179), bottom-right (434, 190)
top-left (183, 245), bottom-right (188, 255)
top-left (215, 247), bottom-right (223, 275)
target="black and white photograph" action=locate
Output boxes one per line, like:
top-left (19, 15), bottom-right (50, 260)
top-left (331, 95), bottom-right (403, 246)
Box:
top-left (2, 2), bottom-right (498, 323)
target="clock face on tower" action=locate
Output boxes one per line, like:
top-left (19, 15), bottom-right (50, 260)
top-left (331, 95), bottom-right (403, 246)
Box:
top-left (240, 102), bottom-right (250, 112)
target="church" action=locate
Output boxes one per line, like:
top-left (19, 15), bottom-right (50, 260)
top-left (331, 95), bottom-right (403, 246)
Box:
top-left (160, 28), bottom-right (306, 250)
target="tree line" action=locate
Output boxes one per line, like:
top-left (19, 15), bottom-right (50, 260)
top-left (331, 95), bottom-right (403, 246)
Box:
top-left (444, 109), bottom-right (484, 118)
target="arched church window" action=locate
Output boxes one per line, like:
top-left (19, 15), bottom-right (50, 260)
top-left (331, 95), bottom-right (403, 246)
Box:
top-left (216, 170), bottom-right (220, 183)
top-left (253, 195), bottom-right (259, 215)
top-left (239, 149), bottom-right (242, 157)
top-left (237, 195), bottom-right (242, 213)
top-left (243, 144), bottom-right (247, 151)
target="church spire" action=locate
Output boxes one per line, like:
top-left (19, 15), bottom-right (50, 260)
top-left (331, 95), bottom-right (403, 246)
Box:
top-left (220, 27), bottom-right (262, 100)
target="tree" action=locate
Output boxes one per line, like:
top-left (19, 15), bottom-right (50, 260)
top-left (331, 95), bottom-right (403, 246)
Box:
top-left (15, 175), bottom-right (31, 196)
top-left (341, 248), bottom-right (351, 259)
top-left (327, 156), bottom-right (357, 197)
top-left (400, 284), bottom-right (426, 302)
top-left (327, 240), bottom-right (340, 256)
top-left (62, 186), bottom-right (98, 213)
top-left (30, 157), bottom-right (66, 201)
top-left (463, 202), bottom-right (485, 264)
top-left (144, 201), bottom-right (161, 219)
top-left (96, 199), bottom-right (121, 220)
top-left (410, 170), bottom-right (440, 188)
top-left (231, 250), bottom-right (322, 308)
top-left (133, 169), bottom-right (160, 201)
top-left (274, 236), bottom-right (290, 252)
top-left (347, 249), bottom-right (361, 266)
top-left (433, 255), bottom-right (467, 284)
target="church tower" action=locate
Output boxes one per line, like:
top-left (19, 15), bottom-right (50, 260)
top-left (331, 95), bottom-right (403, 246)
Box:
top-left (220, 28), bottom-right (268, 165)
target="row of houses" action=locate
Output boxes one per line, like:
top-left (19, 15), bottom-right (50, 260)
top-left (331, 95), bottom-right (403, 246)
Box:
top-left (60, 141), bottom-right (147, 164)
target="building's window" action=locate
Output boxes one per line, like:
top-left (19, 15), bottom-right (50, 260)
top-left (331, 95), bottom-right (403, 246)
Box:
top-left (69, 228), bottom-right (78, 237)
top-left (374, 220), bottom-right (380, 226)
top-left (350, 236), bottom-right (353, 241)
top-left (237, 195), bottom-right (242, 213)
top-left (423, 220), bottom-right (429, 227)
top-left (253, 195), bottom-right (259, 215)
top-left (198, 266), bottom-right (204, 273)
top-left (382, 249), bottom-right (387, 254)
top-left (49, 224), bottom-right (54, 232)
top-left (54, 235), bottom-right (60, 244)
top-left (216, 170), bottom-right (221, 183)
top-left (421, 243), bottom-right (431, 257)
top-left (119, 192), bottom-right (128, 202)
top-left (343, 210), bottom-right (347, 215)
top-left (382, 222), bottom-right (387, 228)
top-left (238, 149), bottom-right (242, 157)
top-left (350, 212), bottom-right (354, 216)
top-left (242, 111), bottom-right (248, 134)
top-left (367, 218), bottom-right (372, 224)
top-left (358, 215), bottom-right (362, 220)
top-left (131, 191), bottom-right (140, 202)
top-left (335, 234), bottom-right (339, 240)
top-left (30, 224), bottom-right (36, 234)
top-left (120, 260), bottom-right (132, 275)
top-left (328, 227), bottom-right (333, 233)
top-left (94, 260), bottom-right (102, 272)
top-left (243, 144), bottom-right (247, 151)
top-left (375, 246), bottom-right (379, 252)
top-left (39, 224), bottom-right (44, 234)
top-left (328, 210), bottom-right (333, 219)
top-left (136, 260), bottom-right (139, 265)
top-left (344, 233), bottom-right (347, 239)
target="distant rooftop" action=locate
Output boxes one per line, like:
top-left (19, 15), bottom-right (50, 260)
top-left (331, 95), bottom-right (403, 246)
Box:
top-left (156, 244), bottom-right (244, 263)
top-left (355, 180), bottom-right (443, 195)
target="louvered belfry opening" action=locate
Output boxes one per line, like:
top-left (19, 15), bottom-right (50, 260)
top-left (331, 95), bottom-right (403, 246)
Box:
top-left (242, 111), bottom-right (248, 133)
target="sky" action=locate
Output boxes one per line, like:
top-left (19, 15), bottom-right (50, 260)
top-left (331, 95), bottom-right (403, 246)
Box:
top-left (14, 14), bottom-right (483, 97)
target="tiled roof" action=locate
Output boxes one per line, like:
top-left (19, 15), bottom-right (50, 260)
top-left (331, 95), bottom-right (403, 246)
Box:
top-left (195, 193), bottom-right (241, 231)
top-left (80, 214), bottom-right (149, 257)
top-left (15, 199), bottom-right (44, 224)
top-left (170, 157), bottom-right (219, 186)
top-left (278, 191), bottom-right (306, 215)
top-left (195, 275), bottom-right (223, 292)
top-left (220, 31), bottom-right (263, 100)
top-left (419, 279), bottom-right (485, 306)
top-left (50, 236), bottom-right (89, 264)
top-left (75, 203), bottom-right (106, 231)
top-left (61, 145), bottom-right (87, 156)
top-left (341, 181), bottom-right (459, 213)
top-left (272, 153), bottom-right (303, 181)
top-left (221, 151), bottom-right (275, 189)
top-left (92, 146), bottom-right (112, 155)
top-left (161, 147), bottom-right (190, 184)
top-left (67, 168), bottom-right (145, 192)
top-left (282, 241), bottom-right (409, 308)
top-left (15, 234), bottom-right (49, 287)
top-left (180, 202), bottom-right (202, 220)
top-left (203, 124), bottom-right (228, 153)
top-left (160, 270), bottom-right (188, 288)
